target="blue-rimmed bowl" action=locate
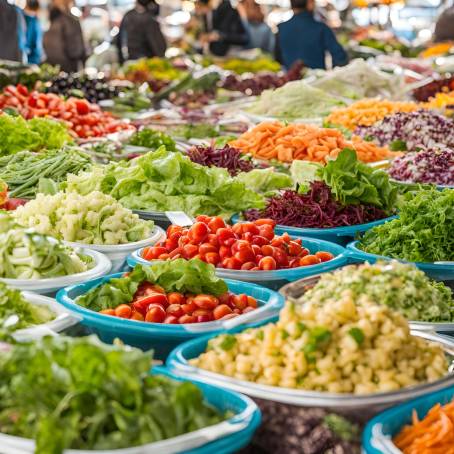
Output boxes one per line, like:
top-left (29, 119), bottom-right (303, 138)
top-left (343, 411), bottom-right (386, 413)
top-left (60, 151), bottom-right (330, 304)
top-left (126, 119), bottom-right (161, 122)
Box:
top-left (362, 384), bottom-right (454, 454)
top-left (346, 241), bottom-right (454, 281)
top-left (56, 273), bottom-right (283, 358)
top-left (231, 214), bottom-right (397, 245)
top-left (128, 236), bottom-right (349, 290)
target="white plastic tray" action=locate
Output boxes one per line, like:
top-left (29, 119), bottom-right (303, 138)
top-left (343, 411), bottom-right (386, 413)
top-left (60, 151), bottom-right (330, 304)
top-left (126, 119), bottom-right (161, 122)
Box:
top-left (0, 249), bottom-right (111, 295)
top-left (64, 226), bottom-right (165, 272)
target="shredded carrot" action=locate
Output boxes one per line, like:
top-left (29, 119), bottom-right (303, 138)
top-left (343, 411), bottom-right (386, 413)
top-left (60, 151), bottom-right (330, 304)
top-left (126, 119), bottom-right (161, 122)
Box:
top-left (393, 400), bottom-right (454, 454)
top-left (229, 121), bottom-right (398, 164)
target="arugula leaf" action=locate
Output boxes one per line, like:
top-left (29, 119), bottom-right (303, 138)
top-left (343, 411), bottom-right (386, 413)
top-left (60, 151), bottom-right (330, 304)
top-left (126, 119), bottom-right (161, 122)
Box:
top-left (77, 260), bottom-right (228, 312)
top-left (318, 148), bottom-right (397, 213)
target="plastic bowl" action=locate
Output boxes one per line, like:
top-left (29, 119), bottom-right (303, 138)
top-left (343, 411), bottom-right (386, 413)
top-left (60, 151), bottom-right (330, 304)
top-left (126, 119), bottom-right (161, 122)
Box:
top-left (166, 330), bottom-right (454, 416)
top-left (346, 241), bottom-right (454, 281)
top-left (0, 365), bottom-right (261, 454)
top-left (362, 385), bottom-right (454, 454)
top-left (128, 236), bottom-right (349, 290)
top-left (56, 274), bottom-right (284, 358)
top-left (231, 214), bottom-right (397, 245)
top-left (64, 226), bottom-right (165, 273)
top-left (10, 291), bottom-right (82, 342)
top-left (280, 272), bottom-right (454, 333)
top-left (0, 249), bottom-right (112, 296)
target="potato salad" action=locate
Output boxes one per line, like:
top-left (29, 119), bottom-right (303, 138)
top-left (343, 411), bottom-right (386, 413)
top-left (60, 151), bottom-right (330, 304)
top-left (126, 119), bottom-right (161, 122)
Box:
top-left (14, 191), bottom-right (153, 245)
top-left (191, 297), bottom-right (447, 394)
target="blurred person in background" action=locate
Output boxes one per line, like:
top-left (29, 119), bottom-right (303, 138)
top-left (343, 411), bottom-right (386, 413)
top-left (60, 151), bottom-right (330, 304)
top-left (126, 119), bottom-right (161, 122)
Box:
top-left (275, 0), bottom-right (347, 69)
top-left (434, 5), bottom-right (454, 42)
top-left (43, 0), bottom-right (86, 72)
top-left (117, 0), bottom-right (166, 64)
top-left (23, 0), bottom-right (43, 64)
top-left (195, 0), bottom-right (248, 56)
top-left (238, 0), bottom-right (275, 53)
top-left (0, 0), bottom-right (26, 62)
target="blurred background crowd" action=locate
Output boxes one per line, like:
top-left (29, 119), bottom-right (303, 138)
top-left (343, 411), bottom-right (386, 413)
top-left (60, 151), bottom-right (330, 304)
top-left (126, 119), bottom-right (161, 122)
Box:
top-left (0, 0), bottom-right (453, 73)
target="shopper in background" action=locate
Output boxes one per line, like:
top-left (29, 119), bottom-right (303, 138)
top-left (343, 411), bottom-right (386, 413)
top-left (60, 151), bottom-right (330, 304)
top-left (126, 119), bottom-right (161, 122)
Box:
top-left (23, 0), bottom-right (43, 64)
top-left (43, 0), bottom-right (86, 72)
top-left (275, 0), bottom-right (347, 69)
top-left (0, 0), bottom-right (26, 62)
top-left (238, 0), bottom-right (275, 54)
top-left (434, 5), bottom-right (454, 42)
top-left (195, 0), bottom-right (248, 56)
top-left (117, 0), bottom-right (167, 64)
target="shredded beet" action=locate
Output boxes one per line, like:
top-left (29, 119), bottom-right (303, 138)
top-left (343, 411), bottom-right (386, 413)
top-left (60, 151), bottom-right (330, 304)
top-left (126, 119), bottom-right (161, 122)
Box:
top-left (244, 182), bottom-right (386, 228)
top-left (187, 145), bottom-right (254, 176)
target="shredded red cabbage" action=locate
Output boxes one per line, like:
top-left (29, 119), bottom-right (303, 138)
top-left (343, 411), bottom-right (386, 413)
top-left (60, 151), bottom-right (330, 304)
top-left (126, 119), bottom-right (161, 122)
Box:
top-left (244, 182), bottom-right (387, 228)
top-left (187, 145), bottom-right (254, 176)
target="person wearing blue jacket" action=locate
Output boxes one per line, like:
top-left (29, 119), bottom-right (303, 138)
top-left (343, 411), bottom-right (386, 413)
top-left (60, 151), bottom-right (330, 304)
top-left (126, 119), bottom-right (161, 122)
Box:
top-left (24, 0), bottom-right (43, 64)
top-left (275, 0), bottom-right (347, 70)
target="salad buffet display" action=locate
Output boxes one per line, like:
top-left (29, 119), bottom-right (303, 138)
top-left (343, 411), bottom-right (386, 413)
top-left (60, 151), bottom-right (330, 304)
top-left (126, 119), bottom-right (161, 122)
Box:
top-left (0, 48), bottom-right (453, 454)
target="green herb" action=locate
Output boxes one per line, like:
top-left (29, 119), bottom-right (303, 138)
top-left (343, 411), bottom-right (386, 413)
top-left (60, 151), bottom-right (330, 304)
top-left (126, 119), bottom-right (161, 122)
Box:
top-left (77, 260), bottom-right (228, 312)
top-left (281, 329), bottom-right (290, 339)
top-left (0, 336), bottom-right (224, 452)
top-left (256, 330), bottom-right (264, 340)
top-left (348, 327), bottom-right (365, 345)
top-left (318, 148), bottom-right (397, 212)
top-left (390, 139), bottom-right (407, 151)
top-left (360, 188), bottom-right (454, 263)
top-left (219, 334), bottom-right (237, 351)
top-left (323, 414), bottom-right (360, 442)
top-left (303, 327), bottom-right (332, 362)
top-left (128, 128), bottom-right (176, 151)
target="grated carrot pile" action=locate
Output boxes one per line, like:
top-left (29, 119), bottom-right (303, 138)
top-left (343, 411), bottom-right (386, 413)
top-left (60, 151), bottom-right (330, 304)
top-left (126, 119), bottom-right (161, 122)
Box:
top-left (325, 99), bottom-right (419, 131)
top-left (229, 121), bottom-right (397, 163)
top-left (393, 400), bottom-right (454, 454)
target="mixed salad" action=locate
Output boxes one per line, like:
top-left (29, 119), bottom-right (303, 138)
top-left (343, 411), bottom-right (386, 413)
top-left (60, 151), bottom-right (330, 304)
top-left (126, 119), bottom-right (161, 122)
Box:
top-left (77, 260), bottom-right (257, 324)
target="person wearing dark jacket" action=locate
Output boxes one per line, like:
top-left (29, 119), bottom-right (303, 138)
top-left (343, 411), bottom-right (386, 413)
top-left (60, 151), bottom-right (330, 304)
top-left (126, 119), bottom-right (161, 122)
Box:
top-left (43, 0), bottom-right (86, 72)
top-left (195, 0), bottom-right (248, 56)
top-left (0, 0), bottom-right (26, 62)
top-left (434, 6), bottom-right (454, 42)
top-left (117, 0), bottom-right (167, 64)
top-left (275, 0), bottom-right (347, 69)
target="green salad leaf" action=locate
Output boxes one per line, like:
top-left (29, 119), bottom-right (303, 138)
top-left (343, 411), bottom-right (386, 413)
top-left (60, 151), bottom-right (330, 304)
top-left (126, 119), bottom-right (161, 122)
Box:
top-left (77, 260), bottom-right (228, 312)
top-left (236, 168), bottom-right (292, 195)
top-left (65, 148), bottom-right (265, 217)
top-left (359, 188), bottom-right (454, 263)
top-left (318, 148), bottom-right (397, 212)
top-left (128, 128), bottom-right (177, 151)
top-left (0, 114), bottom-right (72, 155)
top-left (0, 336), bottom-right (225, 452)
top-left (0, 282), bottom-right (54, 338)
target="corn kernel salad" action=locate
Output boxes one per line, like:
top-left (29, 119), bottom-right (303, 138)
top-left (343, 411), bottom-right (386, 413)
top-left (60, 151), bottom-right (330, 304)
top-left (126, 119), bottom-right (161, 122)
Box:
top-left (190, 298), bottom-right (447, 394)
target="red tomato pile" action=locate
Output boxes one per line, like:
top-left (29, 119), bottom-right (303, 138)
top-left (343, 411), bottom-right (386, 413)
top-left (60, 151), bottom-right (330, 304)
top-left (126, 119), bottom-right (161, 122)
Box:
top-left (100, 281), bottom-right (257, 324)
top-left (0, 84), bottom-right (133, 138)
top-left (142, 216), bottom-right (335, 271)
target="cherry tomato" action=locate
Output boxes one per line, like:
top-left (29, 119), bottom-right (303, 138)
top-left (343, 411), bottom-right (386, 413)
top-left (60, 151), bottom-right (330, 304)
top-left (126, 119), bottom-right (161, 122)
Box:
top-left (207, 233), bottom-right (219, 246)
top-left (288, 241), bottom-right (303, 256)
top-left (261, 245), bottom-right (274, 257)
top-left (219, 245), bottom-right (232, 260)
top-left (273, 248), bottom-right (289, 267)
top-left (100, 309), bottom-right (116, 316)
top-left (205, 252), bottom-right (220, 265)
top-left (182, 244), bottom-right (198, 259)
top-left (131, 311), bottom-right (144, 321)
top-left (145, 304), bottom-right (166, 323)
top-left (195, 215), bottom-right (211, 224)
top-left (207, 216), bottom-right (226, 233)
top-left (158, 253), bottom-right (170, 260)
top-left (193, 294), bottom-right (219, 310)
top-left (259, 256), bottom-right (277, 270)
top-left (234, 248), bottom-right (255, 264)
top-left (232, 223), bottom-right (244, 236)
top-left (299, 255), bottom-right (321, 266)
top-left (222, 257), bottom-right (242, 270)
top-left (166, 225), bottom-right (183, 237)
top-left (164, 315), bottom-right (179, 324)
top-left (247, 296), bottom-right (258, 308)
top-left (196, 313), bottom-right (214, 323)
top-left (232, 294), bottom-right (248, 310)
top-left (213, 304), bottom-right (233, 320)
top-left (271, 238), bottom-right (284, 248)
top-left (241, 261), bottom-right (256, 270)
top-left (242, 232), bottom-right (254, 242)
top-left (241, 222), bottom-right (260, 235)
top-left (281, 232), bottom-right (291, 243)
top-left (115, 304), bottom-right (132, 318)
top-left (254, 218), bottom-right (276, 227)
top-left (315, 251), bottom-right (334, 262)
top-left (231, 240), bottom-right (251, 253)
top-left (199, 243), bottom-right (217, 255)
top-left (259, 225), bottom-right (275, 241)
top-left (169, 248), bottom-right (182, 258)
top-left (217, 228), bottom-right (236, 246)
top-left (134, 292), bottom-right (168, 311)
top-left (188, 222), bottom-right (209, 243)
top-left (143, 246), bottom-right (167, 260)
top-left (179, 314), bottom-right (197, 324)
top-left (252, 235), bottom-right (269, 246)
top-left (166, 304), bottom-right (184, 318)
top-left (144, 284), bottom-right (165, 295)
top-left (165, 237), bottom-right (179, 251)
top-left (168, 292), bottom-right (185, 305)
top-left (251, 244), bottom-right (261, 256)
top-left (182, 301), bottom-right (197, 315)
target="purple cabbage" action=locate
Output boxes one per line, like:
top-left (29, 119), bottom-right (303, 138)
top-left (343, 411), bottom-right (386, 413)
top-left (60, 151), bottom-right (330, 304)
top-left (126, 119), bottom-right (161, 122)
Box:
top-left (389, 148), bottom-right (454, 186)
top-left (187, 145), bottom-right (254, 176)
top-left (355, 110), bottom-right (454, 152)
top-left (244, 182), bottom-right (387, 228)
